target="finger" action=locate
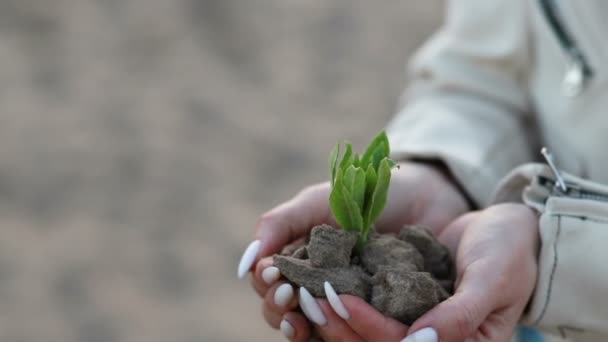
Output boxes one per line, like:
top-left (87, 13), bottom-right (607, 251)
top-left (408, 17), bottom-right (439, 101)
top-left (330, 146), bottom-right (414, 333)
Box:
top-left (437, 211), bottom-right (480, 258)
top-left (237, 183), bottom-right (332, 279)
top-left (282, 312), bottom-right (312, 342)
top-left (313, 299), bottom-right (365, 342)
top-left (471, 305), bottom-right (522, 342)
top-left (322, 282), bottom-right (409, 341)
top-left (255, 183), bottom-right (333, 258)
top-left (262, 282), bottom-right (299, 328)
top-left (250, 257), bottom-right (280, 297)
top-left (338, 295), bottom-right (409, 341)
top-left (262, 300), bottom-right (284, 329)
top-left (407, 270), bottom-right (497, 342)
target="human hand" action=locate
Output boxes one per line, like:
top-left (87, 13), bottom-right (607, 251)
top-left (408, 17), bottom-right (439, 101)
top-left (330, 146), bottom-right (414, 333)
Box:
top-left (237, 161), bottom-right (470, 339)
top-left (278, 286), bottom-right (410, 341)
top-left (401, 203), bottom-right (539, 342)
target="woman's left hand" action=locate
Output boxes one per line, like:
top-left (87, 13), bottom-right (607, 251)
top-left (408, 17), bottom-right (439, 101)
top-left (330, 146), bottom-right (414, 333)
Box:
top-left (404, 203), bottom-right (540, 342)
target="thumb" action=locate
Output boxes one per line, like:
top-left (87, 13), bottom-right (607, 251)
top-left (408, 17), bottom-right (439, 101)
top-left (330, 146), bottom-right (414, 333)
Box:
top-left (255, 183), bottom-right (333, 258)
top-left (238, 183), bottom-right (333, 279)
top-left (334, 294), bottom-right (409, 341)
top-left (407, 274), bottom-right (495, 342)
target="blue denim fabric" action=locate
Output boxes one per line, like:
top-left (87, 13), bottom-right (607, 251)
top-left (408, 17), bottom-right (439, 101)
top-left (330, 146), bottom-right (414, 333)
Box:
top-left (517, 326), bottom-right (544, 342)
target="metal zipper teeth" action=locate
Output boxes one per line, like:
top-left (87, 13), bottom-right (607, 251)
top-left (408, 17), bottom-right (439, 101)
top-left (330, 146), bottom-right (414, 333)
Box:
top-left (539, 0), bottom-right (593, 77)
top-left (538, 175), bottom-right (608, 202)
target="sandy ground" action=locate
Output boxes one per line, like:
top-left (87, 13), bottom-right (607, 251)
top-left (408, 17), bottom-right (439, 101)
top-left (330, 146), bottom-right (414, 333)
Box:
top-left (0, 1), bottom-right (442, 341)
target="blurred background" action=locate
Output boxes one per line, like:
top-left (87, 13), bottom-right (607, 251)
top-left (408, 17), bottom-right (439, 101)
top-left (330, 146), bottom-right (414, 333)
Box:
top-left (0, 1), bottom-right (443, 341)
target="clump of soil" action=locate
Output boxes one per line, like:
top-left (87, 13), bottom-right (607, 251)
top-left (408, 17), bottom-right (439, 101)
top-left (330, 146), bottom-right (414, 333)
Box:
top-left (274, 224), bottom-right (454, 325)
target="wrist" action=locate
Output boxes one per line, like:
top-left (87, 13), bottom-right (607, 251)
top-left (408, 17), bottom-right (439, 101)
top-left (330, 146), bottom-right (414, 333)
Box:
top-left (403, 159), bottom-right (476, 211)
top-left (394, 161), bottom-right (472, 234)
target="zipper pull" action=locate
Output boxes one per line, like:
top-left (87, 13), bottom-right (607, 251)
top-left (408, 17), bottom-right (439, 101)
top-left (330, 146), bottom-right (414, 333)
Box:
top-left (562, 52), bottom-right (587, 97)
top-left (541, 147), bottom-right (568, 192)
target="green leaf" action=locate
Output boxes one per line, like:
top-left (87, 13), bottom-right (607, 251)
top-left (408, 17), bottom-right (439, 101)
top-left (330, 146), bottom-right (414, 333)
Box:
top-left (364, 158), bottom-right (391, 230)
top-left (329, 171), bottom-right (363, 231)
top-left (364, 165), bottom-right (377, 200)
top-left (343, 165), bottom-right (357, 192)
top-left (329, 173), bottom-right (352, 231)
top-left (339, 143), bottom-right (353, 170)
top-left (370, 142), bottom-right (388, 170)
top-left (329, 143), bottom-right (340, 186)
top-left (352, 167), bottom-right (366, 210)
top-left (386, 159), bottom-right (398, 169)
top-left (360, 132), bottom-right (390, 169)
top-left (342, 165), bottom-right (366, 211)
top-left (352, 153), bottom-right (360, 168)
top-left (341, 186), bottom-right (364, 232)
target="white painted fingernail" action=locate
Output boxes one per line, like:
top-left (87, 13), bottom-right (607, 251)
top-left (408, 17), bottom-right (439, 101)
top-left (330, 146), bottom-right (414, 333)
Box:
top-left (274, 283), bottom-right (294, 307)
top-left (401, 327), bottom-right (438, 342)
top-left (262, 266), bottom-right (281, 285)
top-left (280, 319), bottom-right (295, 339)
top-left (299, 287), bottom-right (327, 326)
top-left (237, 240), bottom-right (261, 279)
top-left (323, 281), bottom-right (350, 320)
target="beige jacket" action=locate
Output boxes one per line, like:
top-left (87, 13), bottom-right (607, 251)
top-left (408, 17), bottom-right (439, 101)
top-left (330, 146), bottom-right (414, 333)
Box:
top-left (387, 0), bottom-right (608, 341)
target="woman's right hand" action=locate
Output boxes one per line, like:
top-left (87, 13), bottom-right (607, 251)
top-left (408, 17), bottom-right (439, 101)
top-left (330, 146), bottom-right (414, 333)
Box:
top-left (237, 161), bottom-right (471, 340)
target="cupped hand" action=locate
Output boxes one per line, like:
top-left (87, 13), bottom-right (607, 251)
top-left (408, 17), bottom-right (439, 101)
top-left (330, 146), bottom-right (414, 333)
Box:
top-left (403, 203), bottom-right (540, 342)
top-left (237, 161), bottom-right (471, 339)
top-left (240, 161), bottom-right (470, 279)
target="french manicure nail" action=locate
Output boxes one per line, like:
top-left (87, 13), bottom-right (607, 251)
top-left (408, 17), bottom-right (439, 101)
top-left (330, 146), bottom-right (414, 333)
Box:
top-left (323, 281), bottom-right (350, 320)
top-left (401, 327), bottom-right (438, 342)
top-left (280, 319), bottom-right (295, 339)
top-left (262, 266), bottom-right (281, 285)
top-left (299, 287), bottom-right (327, 326)
top-left (274, 283), bottom-right (294, 307)
top-left (237, 240), bottom-right (261, 279)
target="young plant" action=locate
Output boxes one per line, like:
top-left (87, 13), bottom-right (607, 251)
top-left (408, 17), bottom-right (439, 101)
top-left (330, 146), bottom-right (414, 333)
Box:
top-left (328, 131), bottom-right (397, 251)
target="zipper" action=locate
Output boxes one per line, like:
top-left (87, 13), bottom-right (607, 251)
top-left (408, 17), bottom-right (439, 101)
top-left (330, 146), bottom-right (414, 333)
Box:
top-left (539, 0), bottom-right (593, 97)
top-left (537, 175), bottom-right (608, 202)
top-left (539, 147), bottom-right (608, 201)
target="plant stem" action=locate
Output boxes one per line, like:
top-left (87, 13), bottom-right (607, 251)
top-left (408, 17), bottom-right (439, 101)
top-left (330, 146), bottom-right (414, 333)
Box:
top-left (355, 234), bottom-right (367, 255)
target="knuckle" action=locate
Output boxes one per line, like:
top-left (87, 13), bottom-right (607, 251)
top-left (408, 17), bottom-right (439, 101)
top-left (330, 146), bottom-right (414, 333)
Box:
top-left (297, 182), bottom-right (328, 198)
top-left (296, 185), bottom-right (315, 197)
top-left (262, 301), bottom-right (281, 329)
top-left (377, 319), bottom-right (393, 342)
top-left (454, 304), bottom-right (480, 339)
top-left (249, 275), bottom-right (267, 298)
top-left (256, 211), bottom-right (281, 233)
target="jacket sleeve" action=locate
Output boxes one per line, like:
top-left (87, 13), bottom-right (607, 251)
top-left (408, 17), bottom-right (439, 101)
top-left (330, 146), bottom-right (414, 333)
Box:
top-left (493, 165), bottom-right (608, 340)
top-left (387, 0), bottom-right (536, 207)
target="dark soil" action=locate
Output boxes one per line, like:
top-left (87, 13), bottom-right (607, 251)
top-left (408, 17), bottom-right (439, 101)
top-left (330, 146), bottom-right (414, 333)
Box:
top-left (274, 224), bottom-right (454, 325)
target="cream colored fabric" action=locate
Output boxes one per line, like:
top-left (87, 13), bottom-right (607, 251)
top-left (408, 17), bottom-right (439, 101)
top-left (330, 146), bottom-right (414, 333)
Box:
top-left (492, 164), bottom-right (608, 341)
top-left (387, 0), bottom-right (608, 340)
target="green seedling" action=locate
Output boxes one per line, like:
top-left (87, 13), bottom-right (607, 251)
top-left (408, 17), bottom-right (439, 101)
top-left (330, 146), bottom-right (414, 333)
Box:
top-left (329, 131), bottom-right (397, 251)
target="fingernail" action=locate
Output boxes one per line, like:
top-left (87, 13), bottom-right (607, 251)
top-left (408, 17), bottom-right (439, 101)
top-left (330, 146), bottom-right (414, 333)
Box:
top-left (323, 281), bottom-right (350, 320)
top-left (280, 319), bottom-right (295, 339)
top-left (237, 240), bottom-right (261, 279)
top-left (274, 283), bottom-right (294, 307)
top-left (299, 287), bottom-right (327, 326)
top-left (401, 327), bottom-right (438, 342)
top-left (262, 266), bottom-right (281, 285)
